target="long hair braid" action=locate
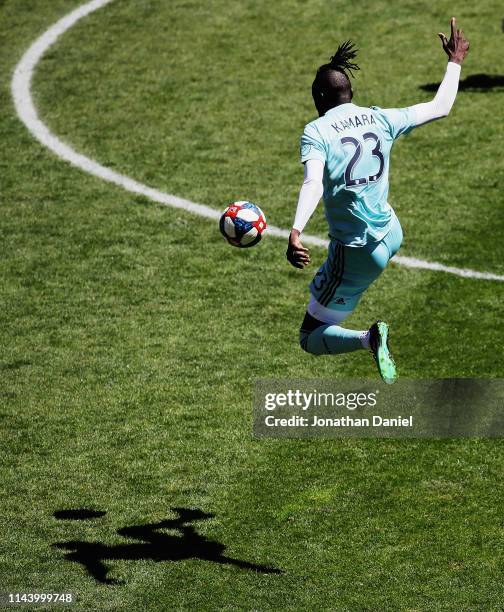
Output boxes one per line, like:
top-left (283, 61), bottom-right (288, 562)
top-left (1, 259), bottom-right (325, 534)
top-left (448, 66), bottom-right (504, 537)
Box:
top-left (327, 40), bottom-right (360, 78)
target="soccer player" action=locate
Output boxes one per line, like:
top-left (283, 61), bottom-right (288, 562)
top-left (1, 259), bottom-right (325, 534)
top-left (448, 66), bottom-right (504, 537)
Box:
top-left (287, 18), bottom-right (469, 383)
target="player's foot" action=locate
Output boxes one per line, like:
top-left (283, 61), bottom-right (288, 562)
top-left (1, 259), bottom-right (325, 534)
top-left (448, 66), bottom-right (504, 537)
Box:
top-left (369, 321), bottom-right (397, 385)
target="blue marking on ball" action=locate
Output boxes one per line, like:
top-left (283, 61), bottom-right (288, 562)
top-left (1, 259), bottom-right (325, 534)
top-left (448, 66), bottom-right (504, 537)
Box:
top-left (233, 217), bottom-right (253, 237)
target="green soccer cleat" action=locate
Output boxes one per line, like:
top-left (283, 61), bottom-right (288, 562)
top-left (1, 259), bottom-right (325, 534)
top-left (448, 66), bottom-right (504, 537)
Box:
top-left (369, 321), bottom-right (397, 385)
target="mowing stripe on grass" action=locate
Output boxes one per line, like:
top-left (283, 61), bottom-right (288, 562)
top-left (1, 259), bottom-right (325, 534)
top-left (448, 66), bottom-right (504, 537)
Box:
top-left (11, 0), bottom-right (504, 283)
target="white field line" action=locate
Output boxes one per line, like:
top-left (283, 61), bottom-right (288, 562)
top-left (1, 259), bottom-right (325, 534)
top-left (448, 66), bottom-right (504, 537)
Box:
top-left (11, 0), bottom-right (504, 283)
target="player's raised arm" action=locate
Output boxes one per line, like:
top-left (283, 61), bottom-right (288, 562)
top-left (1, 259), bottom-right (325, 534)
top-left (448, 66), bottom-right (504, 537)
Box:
top-left (411, 17), bottom-right (469, 126)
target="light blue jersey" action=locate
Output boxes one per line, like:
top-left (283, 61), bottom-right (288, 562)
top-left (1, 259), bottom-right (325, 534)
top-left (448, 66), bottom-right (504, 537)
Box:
top-left (300, 102), bottom-right (416, 246)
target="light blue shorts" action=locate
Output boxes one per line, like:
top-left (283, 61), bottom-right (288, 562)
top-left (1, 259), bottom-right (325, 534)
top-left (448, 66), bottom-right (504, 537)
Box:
top-left (309, 213), bottom-right (403, 315)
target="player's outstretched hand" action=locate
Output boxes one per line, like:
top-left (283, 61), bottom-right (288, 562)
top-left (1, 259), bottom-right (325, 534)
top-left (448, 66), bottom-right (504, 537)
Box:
top-left (287, 230), bottom-right (310, 269)
top-left (438, 17), bottom-right (469, 65)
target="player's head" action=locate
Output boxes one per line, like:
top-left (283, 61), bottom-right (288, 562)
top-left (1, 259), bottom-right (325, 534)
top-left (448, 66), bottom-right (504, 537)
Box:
top-left (312, 41), bottom-right (359, 116)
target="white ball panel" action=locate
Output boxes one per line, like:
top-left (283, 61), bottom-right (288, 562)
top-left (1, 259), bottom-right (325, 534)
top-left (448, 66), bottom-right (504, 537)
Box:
top-left (240, 227), bottom-right (258, 245)
top-left (224, 216), bottom-right (236, 238)
top-left (237, 209), bottom-right (259, 222)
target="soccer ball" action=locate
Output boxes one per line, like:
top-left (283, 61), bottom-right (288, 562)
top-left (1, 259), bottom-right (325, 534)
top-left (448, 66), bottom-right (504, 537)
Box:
top-left (219, 201), bottom-right (267, 248)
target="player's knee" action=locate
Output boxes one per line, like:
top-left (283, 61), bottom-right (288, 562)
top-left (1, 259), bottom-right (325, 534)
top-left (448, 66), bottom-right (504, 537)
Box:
top-left (299, 330), bottom-right (312, 354)
top-left (299, 311), bottom-right (325, 355)
top-left (300, 329), bottom-right (324, 355)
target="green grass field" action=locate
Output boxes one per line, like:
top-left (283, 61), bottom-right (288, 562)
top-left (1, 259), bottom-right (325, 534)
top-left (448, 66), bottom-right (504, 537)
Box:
top-left (1, 0), bottom-right (503, 609)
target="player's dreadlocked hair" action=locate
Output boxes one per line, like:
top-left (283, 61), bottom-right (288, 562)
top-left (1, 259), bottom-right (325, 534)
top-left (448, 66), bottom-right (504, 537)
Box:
top-left (312, 41), bottom-right (359, 115)
top-left (326, 40), bottom-right (360, 78)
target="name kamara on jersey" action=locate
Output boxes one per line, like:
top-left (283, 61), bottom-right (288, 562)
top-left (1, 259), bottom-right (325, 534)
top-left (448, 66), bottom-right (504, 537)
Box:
top-left (331, 113), bottom-right (376, 133)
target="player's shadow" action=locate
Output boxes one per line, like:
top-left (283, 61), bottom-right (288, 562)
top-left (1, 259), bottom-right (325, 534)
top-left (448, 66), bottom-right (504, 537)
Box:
top-left (52, 507), bottom-right (282, 584)
top-left (420, 73), bottom-right (504, 92)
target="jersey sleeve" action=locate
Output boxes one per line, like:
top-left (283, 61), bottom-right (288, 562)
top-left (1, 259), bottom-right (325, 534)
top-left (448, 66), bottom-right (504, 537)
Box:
top-left (300, 122), bottom-right (326, 164)
top-left (371, 106), bottom-right (416, 140)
